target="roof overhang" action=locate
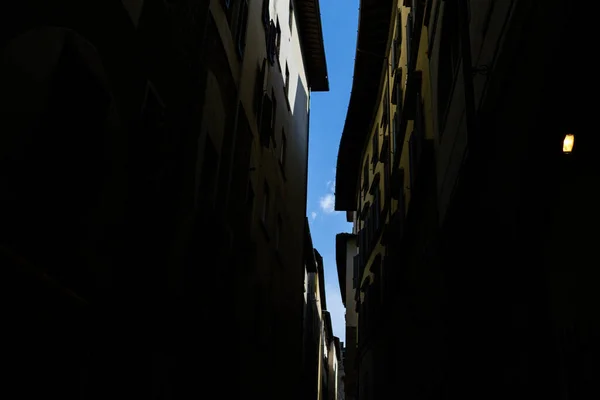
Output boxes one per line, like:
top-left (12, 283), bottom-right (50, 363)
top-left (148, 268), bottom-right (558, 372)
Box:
top-left (335, 0), bottom-right (394, 210)
top-left (335, 233), bottom-right (356, 307)
top-left (295, 0), bottom-right (329, 91)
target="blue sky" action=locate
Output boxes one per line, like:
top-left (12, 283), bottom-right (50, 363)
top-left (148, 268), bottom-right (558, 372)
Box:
top-left (307, 0), bottom-right (359, 344)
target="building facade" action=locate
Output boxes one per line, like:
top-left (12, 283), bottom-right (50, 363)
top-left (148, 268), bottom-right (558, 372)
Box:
top-left (302, 223), bottom-right (344, 400)
top-left (337, 340), bottom-right (346, 400)
top-left (335, 233), bottom-right (359, 400)
top-left (335, 1), bottom-right (599, 400)
top-left (1, 1), bottom-right (327, 399)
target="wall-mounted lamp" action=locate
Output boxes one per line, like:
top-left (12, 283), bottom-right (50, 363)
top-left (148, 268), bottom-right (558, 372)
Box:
top-left (563, 134), bottom-right (575, 154)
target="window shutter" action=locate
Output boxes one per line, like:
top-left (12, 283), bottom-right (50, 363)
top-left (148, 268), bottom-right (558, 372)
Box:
top-left (381, 89), bottom-right (389, 128)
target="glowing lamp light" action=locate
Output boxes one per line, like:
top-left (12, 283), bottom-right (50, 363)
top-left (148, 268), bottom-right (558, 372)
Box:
top-left (563, 134), bottom-right (575, 154)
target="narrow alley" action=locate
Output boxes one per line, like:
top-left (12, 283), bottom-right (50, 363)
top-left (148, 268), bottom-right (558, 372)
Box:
top-left (1, 1), bottom-right (598, 400)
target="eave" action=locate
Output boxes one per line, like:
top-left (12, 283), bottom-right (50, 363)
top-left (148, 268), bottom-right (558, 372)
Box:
top-left (335, 0), bottom-right (394, 210)
top-left (295, 0), bottom-right (329, 91)
top-left (304, 217), bottom-right (317, 272)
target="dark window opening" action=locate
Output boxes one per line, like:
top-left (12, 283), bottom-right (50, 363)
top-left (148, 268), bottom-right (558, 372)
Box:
top-left (381, 88), bottom-right (390, 129)
top-left (394, 12), bottom-right (402, 68)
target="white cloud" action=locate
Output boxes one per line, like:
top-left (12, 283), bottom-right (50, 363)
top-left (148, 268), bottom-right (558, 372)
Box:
top-left (326, 180), bottom-right (335, 192)
top-left (319, 193), bottom-right (335, 213)
top-left (311, 211), bottom-right (317, 220)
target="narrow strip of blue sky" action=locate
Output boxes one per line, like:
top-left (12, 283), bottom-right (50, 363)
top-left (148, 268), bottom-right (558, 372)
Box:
top-left (307, 0), bottom-right (359, 344)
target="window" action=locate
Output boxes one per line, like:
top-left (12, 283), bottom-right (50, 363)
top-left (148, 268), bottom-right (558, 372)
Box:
top-left (392, 71), bottom-right (403, 106)
top-left (262, 0), bottom-right (270, 28)
top-left (393, 11), bottom-right (402, 70)
top-left (284, 64), bottom-right (290, 98)
top-left (262, 182), bottom-right (270, 224)
top-left (372, 130), bottom-right (379, 166)
top-left (275, 19), bottom-right (282, 60)
top-left (289, 0), bottom-right (294, 31)
top-left (381, 88), bottom-right (389, 129)
top-left (280, 129), bottom-right (287, 170)
top-left (236, 0), bottom-right (249, 57)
